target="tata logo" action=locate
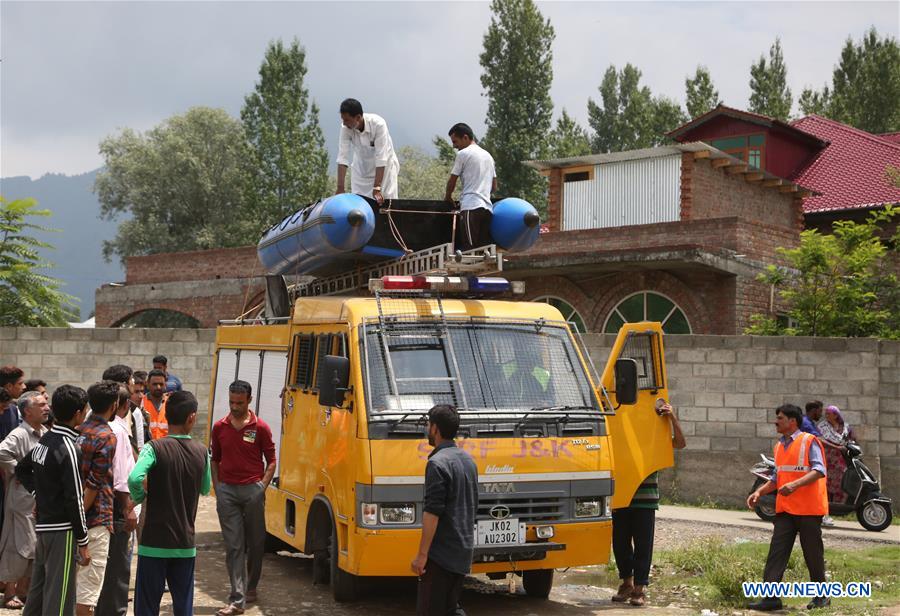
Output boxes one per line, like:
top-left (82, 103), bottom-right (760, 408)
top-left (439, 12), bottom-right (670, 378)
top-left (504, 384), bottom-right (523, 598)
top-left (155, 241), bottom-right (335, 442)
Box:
top-left (484, 482), bottom-right (515, 494)
top-left (489, 505), bottom-right (511, 519)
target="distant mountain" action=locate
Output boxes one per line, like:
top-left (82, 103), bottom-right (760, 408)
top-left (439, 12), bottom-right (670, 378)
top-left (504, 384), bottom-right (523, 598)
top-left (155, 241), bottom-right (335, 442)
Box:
top-left (0, 170), bottom-right (124, 319)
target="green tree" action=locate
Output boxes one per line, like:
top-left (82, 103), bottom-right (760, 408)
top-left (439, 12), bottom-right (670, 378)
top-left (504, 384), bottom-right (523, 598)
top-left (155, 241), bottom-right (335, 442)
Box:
top-left (685, 66), bottom-right (721, 119)
top-left (0, 196), bottom-right (78, 326)
top-left (396, 146), bottom-right (455, 200)
top-left (432, 135), bottom-right (457, 166)
top-left (95, 107), bottom-right (252, 262)
top-left (802, 28), bottom-right (900, 132)
top-left (748, 38), bottom-right (792, 120)
top-left (798, 86), bottom-right (832, 116)
top-left (242, 38), bottom-right (329, 224)
top-left (588, 64), bottom-right (686, 153)
top-left (746, 206), bottom-right (900, 338)
top-left (479, 0), bottom-right (555, 206)
top-left (548, 110), bottom-right (591, 158)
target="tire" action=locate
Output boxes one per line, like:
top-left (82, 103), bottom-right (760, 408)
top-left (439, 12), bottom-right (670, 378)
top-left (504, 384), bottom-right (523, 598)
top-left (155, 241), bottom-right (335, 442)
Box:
top-left (750, 478), bottom-right (776, 522)
top-left (522, 569), bottom-right (554, 599)
top-left (329, 522), bottom-right (359, 602)
top-left (857, 501), bottom-right (892, 532)
top-left (755, 499), bottom-right (777, 522)
top-left (312, 547), bottom-right (330, 585)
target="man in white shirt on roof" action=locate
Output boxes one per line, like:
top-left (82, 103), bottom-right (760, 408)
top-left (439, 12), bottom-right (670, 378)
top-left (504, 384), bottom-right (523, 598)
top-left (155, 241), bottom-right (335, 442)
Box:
top-left (336, 98), bottom-right (400, 205)
top-left (444, 123), bottom-right (497, 251)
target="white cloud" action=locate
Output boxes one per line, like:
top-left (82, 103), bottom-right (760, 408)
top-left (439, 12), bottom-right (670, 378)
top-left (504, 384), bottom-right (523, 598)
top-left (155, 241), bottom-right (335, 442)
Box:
top-left (1, 1), bottom-right (897, 178)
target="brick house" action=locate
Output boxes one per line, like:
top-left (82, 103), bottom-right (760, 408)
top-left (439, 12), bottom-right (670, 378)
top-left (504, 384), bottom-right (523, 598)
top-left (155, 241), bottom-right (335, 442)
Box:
top-left (667, 105), bottom-right (900, 234)
top-left (505, 142), bottom-right (810, 335)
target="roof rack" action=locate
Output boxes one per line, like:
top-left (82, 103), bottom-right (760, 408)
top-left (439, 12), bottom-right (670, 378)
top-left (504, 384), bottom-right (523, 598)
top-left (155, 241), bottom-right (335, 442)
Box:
top-left (295, 243), bottom-right (503, 297)
top-left (220, 243), bottom-right (505, 325)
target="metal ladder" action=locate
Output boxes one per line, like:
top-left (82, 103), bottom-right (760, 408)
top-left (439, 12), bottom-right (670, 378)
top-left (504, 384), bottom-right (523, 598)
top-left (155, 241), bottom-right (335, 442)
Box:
top-left (373, 290), bottom-right (469, 414)
top-left (295, 243), bottom-right (502, 298)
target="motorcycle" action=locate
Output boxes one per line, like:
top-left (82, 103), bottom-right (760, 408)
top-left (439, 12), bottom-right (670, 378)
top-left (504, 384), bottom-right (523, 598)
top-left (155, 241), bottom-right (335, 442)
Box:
top-left (748, 440), bottom-right (893, 532)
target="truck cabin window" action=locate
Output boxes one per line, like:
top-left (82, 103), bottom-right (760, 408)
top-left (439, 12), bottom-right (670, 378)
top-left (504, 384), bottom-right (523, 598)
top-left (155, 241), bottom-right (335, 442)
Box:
top-left (364, 321), bottom-right (597, 414)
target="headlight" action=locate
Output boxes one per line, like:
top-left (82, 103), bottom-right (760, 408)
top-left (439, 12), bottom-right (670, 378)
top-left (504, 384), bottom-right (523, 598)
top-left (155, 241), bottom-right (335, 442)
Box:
top-left (361, 503), bottom-right (378, 525)
top-left (575, 497), bottom-right (602, 518)
top-left (536, 525), bottom-right (555, 539)
top-left (379, 504), bottom-right (416, 524)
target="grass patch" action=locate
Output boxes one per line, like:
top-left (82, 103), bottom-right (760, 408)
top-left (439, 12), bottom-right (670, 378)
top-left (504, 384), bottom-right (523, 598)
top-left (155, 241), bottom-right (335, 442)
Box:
top-left (654, 537), bottom-right (900, 612)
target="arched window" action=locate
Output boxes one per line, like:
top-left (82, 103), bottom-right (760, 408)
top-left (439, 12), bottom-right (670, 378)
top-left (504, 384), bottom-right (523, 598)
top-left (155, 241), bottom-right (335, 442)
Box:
top-left (116, 309), bottom-right (200, 329)
top-left (532, 296), bottom-right (586, 333)
top-left (603, 291), bottom-right (691, 334)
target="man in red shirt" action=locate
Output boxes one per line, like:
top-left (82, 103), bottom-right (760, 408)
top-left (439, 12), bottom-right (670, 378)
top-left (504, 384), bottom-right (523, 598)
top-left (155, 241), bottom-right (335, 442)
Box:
top-left (210, 381), bottom-right (276, 616)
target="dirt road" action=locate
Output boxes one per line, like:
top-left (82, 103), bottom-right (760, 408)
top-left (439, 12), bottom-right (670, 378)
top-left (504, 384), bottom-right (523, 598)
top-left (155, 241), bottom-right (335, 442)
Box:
top-left (145, 495), bottom-right (893, 615)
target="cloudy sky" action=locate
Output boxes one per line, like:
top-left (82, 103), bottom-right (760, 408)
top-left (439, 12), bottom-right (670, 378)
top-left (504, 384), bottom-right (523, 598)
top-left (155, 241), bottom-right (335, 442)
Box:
top-left (1, 1), bottom-right (897, 179)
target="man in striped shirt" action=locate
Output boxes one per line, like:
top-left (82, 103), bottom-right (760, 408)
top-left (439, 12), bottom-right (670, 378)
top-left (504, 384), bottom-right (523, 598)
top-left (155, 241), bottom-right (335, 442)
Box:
top-left (611, 402), bottom-right (686, 607)
top-left (16, 385), bottom-right (92, 616)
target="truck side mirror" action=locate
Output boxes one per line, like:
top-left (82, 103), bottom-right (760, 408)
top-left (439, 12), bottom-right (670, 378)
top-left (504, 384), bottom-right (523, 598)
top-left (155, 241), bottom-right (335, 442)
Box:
top-left (318, 355), bottom-right (350, 408)
top-left (614, 358), bottom-right (639, 406)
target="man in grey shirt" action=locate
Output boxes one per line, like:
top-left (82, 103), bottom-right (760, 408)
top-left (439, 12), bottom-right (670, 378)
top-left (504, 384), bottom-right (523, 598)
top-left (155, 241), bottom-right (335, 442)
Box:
top-left (411, 405), bottom-right (478, 616)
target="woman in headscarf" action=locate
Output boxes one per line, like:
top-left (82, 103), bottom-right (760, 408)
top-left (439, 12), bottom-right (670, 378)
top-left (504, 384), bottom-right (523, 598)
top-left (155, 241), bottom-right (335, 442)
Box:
top-left (817, 405), bottom-right (854, 506)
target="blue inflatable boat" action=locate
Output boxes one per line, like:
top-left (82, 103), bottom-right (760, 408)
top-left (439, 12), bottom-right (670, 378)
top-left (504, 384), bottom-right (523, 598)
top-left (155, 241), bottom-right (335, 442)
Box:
top-left (257, 195), bottom-right (540, 277)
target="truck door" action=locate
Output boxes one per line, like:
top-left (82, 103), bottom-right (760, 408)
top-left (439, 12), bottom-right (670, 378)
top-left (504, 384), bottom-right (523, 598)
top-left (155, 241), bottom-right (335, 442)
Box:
top-left (600, 323), bottom-right (675, 509)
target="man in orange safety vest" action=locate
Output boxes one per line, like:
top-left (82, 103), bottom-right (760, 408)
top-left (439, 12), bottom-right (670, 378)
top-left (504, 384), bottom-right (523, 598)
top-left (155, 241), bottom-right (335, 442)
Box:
top-left (747, 404), bottom-right (829, 611)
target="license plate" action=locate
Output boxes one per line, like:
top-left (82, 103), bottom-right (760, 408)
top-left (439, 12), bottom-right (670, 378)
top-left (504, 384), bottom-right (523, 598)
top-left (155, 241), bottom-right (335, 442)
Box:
top-left (476, 518), bottom-right (525, 546)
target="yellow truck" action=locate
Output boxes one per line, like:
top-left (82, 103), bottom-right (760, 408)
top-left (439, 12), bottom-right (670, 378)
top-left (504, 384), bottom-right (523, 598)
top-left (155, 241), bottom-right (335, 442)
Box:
top-left (208, 274), bottom-right (675, 602)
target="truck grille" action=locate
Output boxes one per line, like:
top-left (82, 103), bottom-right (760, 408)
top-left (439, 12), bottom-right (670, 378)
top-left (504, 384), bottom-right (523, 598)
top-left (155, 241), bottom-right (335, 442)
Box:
top-left (477, 496), bottom-right (564, 522)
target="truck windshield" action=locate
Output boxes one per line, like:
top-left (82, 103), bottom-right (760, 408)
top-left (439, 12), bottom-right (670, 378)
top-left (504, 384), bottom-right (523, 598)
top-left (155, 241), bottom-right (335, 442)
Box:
top-left (362, 319), bottom-right (597, 414)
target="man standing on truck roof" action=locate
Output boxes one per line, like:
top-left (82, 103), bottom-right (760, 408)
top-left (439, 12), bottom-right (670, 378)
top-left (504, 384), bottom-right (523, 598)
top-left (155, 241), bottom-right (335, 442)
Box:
top-left (611, 401), bottom-right (686, 607)
top-left (444, 123), bottom-right (497, 252)
top-left (411, 405), bottom-right (478, 616)
top-left (336, 98), bottom-right (399, 206)
top-left (211, 380), bottom-right (276, 616)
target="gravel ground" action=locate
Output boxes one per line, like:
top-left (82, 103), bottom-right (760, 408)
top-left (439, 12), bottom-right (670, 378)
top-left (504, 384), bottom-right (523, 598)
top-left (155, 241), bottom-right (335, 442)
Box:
top-left (137, 497), bottom-right (895, 615)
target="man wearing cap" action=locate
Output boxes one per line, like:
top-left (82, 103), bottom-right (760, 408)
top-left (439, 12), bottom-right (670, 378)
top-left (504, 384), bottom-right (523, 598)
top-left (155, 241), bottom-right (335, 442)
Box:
top-left (335, 98), bottom-right (399, 205)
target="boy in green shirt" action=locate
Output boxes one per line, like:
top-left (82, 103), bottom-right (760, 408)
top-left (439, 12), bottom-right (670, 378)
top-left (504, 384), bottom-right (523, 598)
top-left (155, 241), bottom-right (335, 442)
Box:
top-left (128, 391), bottom-right (210, 616)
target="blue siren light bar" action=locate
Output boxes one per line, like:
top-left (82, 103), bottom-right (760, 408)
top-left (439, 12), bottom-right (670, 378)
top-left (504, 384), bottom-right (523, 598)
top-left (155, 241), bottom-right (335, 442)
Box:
top-left (370, 276), bottom-right (525, 295)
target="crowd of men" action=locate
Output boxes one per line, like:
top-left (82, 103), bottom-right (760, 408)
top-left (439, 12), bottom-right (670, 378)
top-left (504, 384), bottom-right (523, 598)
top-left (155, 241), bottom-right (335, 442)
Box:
top-left (0, 360), bottom-right (275, 616)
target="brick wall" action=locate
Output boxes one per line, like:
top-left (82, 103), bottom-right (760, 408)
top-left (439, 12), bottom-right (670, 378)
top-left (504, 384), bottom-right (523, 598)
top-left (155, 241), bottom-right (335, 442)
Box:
top-left (125, 246), bottom-right (261, 285)
top-left (688, 157), bottom-right (803, 230)
top-left (2, 328), bottom-right (897, 510)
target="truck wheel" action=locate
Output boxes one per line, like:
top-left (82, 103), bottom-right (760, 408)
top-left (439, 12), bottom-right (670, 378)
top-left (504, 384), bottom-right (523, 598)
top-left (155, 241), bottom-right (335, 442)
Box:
top-left (330, 522), bottom-right (359, 602)
top-left (522, 569), bottom-right (554, 599)
top-left (312, 546), bottom-right (330, 585)
top-left (857, 501), bottom-right (892, 532)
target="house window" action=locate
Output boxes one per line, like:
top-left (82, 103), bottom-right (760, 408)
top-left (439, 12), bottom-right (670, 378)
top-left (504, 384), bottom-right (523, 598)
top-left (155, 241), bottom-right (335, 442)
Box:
top-left (564, 171), bottom-right (590, 183)
top-left (532, 296), bottom-right (587, 333)
top-left (603, 291), bottom-right (692, 334)
top-left (561, 165), bottom-right (594, 183)
top-left (710, 134), bottom-right (765, 169)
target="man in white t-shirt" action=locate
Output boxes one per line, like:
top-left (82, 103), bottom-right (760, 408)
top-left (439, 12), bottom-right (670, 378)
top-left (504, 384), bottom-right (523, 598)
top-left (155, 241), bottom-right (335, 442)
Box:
top-left (444, 123), bottom-right (497, 251)
top-left (336, 98), bottom-right (400, 205)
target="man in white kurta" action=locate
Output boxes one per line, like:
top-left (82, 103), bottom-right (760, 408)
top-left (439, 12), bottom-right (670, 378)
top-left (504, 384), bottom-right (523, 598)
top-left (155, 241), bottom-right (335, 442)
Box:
top-left (0, 391), bottom-right (48, 608)
top-left (336, 98), bottom-right (400, 204)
